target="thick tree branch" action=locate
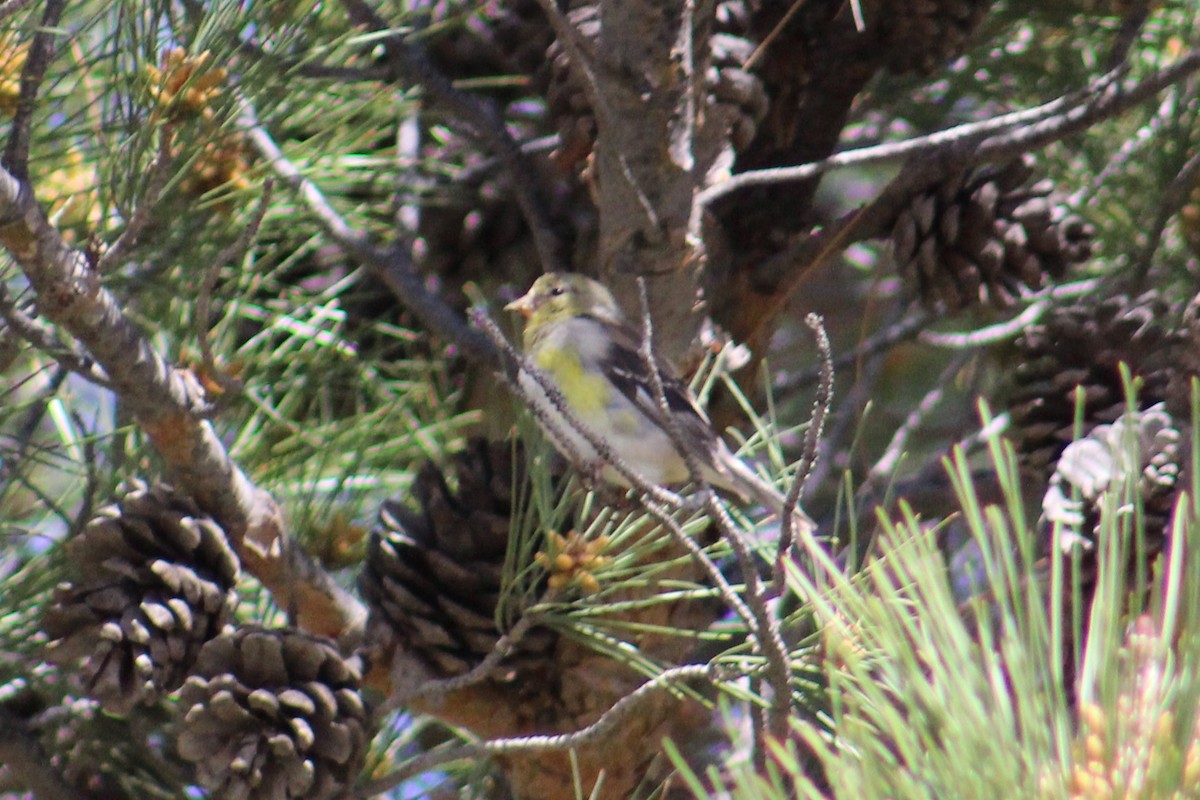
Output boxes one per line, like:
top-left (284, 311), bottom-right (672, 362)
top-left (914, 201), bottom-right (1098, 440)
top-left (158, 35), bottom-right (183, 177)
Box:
top-left (586, 0), bottom-right (719, 362)
top-left (0, 167), bottom-right (365, 642)
top-left (731, 45), bottom-right (1200, 357)
top-left (706, 46), bottom-right (1200, 212)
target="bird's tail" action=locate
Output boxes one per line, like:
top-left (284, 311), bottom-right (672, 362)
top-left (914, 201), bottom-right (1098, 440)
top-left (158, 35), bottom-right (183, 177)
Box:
top-left (710, 446), bottom-right (817, 539)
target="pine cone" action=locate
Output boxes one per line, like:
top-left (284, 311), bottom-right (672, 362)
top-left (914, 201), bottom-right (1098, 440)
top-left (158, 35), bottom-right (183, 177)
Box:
top-left (177, 626), bottom-right (367, 800)
top-left (1007, 291), bottom-right (1185, 477)
top-left (892, 155), bottom-right (1094, 311)
top-left (43, 482), bottom-right (239, 715)
top-left (879, 0), bottom-right (994, 74)
top-left (543, 4), bottom-right (601, 170)
top-left (710, 32), bottom-right (769, 152)
top-left (358, 438), bottom-right (557, 682)
top-left (1042, 403), bottom-right (1182, 562)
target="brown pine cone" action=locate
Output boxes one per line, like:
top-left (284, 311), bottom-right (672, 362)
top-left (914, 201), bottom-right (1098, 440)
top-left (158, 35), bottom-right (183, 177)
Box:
top-left (177, 626), bottom-right (368, 800)
top-left (1007, 291), bottom-right (1186, 478)
top-left (893, 155), bottom-right (1093, 311)
top-left (358, 438), bottom-right (558, 682)
top-left (43, 481), bottom-right (239, 715)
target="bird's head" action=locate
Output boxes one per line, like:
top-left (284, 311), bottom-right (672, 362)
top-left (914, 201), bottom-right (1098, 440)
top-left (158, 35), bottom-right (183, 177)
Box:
top-left (505, 272), bottom-right (622, 328)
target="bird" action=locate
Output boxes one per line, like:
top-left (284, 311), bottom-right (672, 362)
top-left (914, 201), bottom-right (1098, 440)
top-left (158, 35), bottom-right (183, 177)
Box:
top-left (504, 272), bottom-right (815, 534)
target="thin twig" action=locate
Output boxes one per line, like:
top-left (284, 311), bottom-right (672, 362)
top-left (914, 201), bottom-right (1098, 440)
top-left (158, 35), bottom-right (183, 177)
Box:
top-left (338, 0), bottom-right (564, 273)
top-left (784, 303), bottom-right (927, 391)
top-left (917, 279), bottom-right (1101, 349)
top-left (238, 94), bottom-right (496, 364)
top-left (355, 742), bottom-right (480, 798)
top-left (774, 313), bottom-right (833, 594)
top-left (0, 284), bottom-right (109, 386)
top-left (398, 589), bottom-right (559, 705)
top-left (864, 352), bottom-right (972, 493)
top-left (472, 308), bottom-right (685, 510)
top-left (635, 279), bottom-right (791, 741)
top-left (1129, 145), bottom-right (1200, 287)
top-left (2, 0), bottom-right (65, 179)
top-left (0, 366), bottom-right (68, 489)
top-left (744, 0), bottom-right (809, 71)
top-left (638, 491), bottom-right (759, 630)
top-left (633, 276), bottom-right (796, 743)
top-left (1105, 0), bottom-right (1156, 69)
top-left (803, 339), bottom-right (889, 498)
top-left (93, 124), bottom-right (178, 275)
top-left (696, 57), bottom-right (1140, 209)
top-left (484, 663), bottom-right (720, 751)
top-left (531, 0), bottom-right (605, 121)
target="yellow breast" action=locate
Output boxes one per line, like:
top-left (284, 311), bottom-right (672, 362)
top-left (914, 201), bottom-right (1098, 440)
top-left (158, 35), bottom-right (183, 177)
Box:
top-left (534, 346), bottom-right (610, 416)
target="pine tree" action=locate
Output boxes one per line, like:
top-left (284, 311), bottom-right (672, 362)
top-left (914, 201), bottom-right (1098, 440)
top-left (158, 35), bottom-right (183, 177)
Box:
top-left (2, 1), bottom-right (1200, 798)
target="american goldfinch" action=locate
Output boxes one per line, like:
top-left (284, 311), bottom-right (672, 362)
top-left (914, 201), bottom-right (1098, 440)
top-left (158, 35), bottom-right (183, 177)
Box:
top-left (505, 272), bottom-right (814, 530)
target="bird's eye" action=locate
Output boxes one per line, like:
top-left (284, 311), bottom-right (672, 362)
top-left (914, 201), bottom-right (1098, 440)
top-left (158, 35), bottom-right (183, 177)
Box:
top-left (550, 286), bottom-right (566, 297)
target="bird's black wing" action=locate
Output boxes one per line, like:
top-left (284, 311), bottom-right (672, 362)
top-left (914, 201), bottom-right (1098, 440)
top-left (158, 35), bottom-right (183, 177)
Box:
top-left (588, 314), bottom-right (721, 451)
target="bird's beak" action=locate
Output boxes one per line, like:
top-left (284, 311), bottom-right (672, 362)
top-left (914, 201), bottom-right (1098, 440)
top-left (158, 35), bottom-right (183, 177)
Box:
top-left (504, 293), bottom-right (535, 318)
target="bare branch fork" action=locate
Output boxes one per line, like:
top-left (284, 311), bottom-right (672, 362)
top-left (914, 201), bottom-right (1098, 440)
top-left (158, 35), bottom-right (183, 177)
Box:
top-left (740, 43), bottom-right (1200, 305)
top-left (0, 165), bottom-right (365, 641)
top-left (357, 663), bottom-right (725, 798)
top-left (736, 42), bottom-right (1200, 351)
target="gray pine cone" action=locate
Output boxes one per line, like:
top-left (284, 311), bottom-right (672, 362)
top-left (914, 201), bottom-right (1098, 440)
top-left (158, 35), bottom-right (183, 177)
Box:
top-left (1043, 403), bottom-right (1182, 560)
top-left (43, 481), bottom-right (239, 715)
top-left (358, 438), bottom-right (556, 681)
top-left (892, 155), bottom-right (1093, 311)
top-left (177, 626), bottom-right (367, 800)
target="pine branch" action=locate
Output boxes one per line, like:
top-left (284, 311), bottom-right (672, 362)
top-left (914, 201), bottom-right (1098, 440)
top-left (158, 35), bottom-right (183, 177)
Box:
top-left (0, 164), bottom-right (366, 643)
top-left (238, 95), bottom-right (497, 366)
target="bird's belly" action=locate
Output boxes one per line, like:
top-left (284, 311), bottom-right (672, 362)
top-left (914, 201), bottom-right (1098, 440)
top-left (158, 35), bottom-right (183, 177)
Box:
top-left (521, 374), bottom-right (690, 487)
